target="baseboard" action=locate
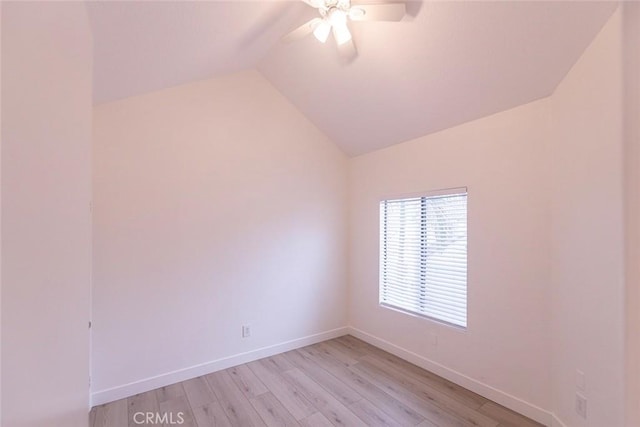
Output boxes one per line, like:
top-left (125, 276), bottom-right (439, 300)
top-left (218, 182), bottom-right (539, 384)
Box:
top-left (551, 413), bottom-right (569, 427)
top-left (347, 326), bottom-right (554, 427)
top-left (91, 326), bottom-right (349, 406)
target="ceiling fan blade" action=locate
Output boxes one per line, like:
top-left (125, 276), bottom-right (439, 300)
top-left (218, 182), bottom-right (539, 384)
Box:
top-left (337, 38), bottom-right (358, 62)
top-left (282, 18), bottom-right (322, 42)
top-left (332, 20), bottom-right (352, 45)
top-left (349, 3), bottom-right (406, 21)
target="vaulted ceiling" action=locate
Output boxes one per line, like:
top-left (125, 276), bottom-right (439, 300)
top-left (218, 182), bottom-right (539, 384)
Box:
top-left (88, 1), bottom-right (618, 156)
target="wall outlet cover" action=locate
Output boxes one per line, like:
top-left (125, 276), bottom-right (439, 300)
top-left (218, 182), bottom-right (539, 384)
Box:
top-left (575, 392), bottom-right (587, 419)
top-left (576, 369), bottom-right (586, 391)
top-left (242, 325), bottom-right (251, 338)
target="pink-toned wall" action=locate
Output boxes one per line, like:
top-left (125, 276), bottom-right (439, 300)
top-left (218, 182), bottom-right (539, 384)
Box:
top-left (91, 70), bottom-right (349, 403)
top-left (549, 9), bottom-right (624, 427)
top-left (623, 3), bottom-right (640, 426)
top-left (0, 3), bottom-right (632, 425)
top-left (348, 8), bottom-right (627, 426)
top-left (349, 95), bottom-right (553, 423)
top-left (0, 2), bottom-right (3, 421)
top-left (1, 3), bottom-right (93, 426)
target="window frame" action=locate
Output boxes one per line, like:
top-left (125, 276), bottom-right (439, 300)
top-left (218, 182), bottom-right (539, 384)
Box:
top-left (378, 187), bottom-right (468, 330)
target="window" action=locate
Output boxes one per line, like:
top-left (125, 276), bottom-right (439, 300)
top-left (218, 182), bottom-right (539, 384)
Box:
top-left (379, 188), bottom-right (467, 328)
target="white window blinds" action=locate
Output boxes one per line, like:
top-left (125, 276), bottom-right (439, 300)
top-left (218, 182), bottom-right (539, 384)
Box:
top-left (379, 189), bottom-right (467, 328)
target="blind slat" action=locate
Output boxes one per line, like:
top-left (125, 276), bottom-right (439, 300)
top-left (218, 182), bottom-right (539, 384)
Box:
top-left (380, 191), bottom-right (468, 328)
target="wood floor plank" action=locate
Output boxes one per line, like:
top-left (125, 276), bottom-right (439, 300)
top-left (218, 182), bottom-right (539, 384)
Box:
top-left (335, 335), bottom-right (370, 350)
top-left (158, 395), bottom-right (197, 427)
top-left (282, 349), bottom-right (363, 407)
top-left (247, 359), bottom-right (317, 421)
top-left (299, 412), bottom-right (334, 427)
top-left (206, 369), bottom-right (267, 426)
top-left (229, 364), bottom-right (269, 399)
top-left (262, 353), bottom-right (295, 372)
top-left (331, 336), bottom-right (369, 358)
top-left (250, 391), bottom-right (301, 426)
top-left (321, 340), bottom-right (366, 364)
top-left (312, 342), bottom-right (358, 368)
top-left (358, 344), bottom-right (489, 409)
top-left (89, 407), bottom-right (97, 427)
top-left (129, 390), bottom-right (162, 427)
top-left (156, 382), bottom-right (186, 404)
top-left (91, 337), bottom-right (544, 427)
top-left (478, 402), bottom-right (544, 427)
top-left (192, 401), bottom-right (233, 427)
top-left (298, 345), bottom-right (350, 374)
top-left (183, 376), bottom-right (217, 409)
top-left (348, 398), bottom-right (404, 426)
top-left (349, 361), bottom-right (476, 427)
top-left (358, 357), bottom-right (498, 427)
top-left (93, 398), bottom-right (128, 427)
top-left (416, 420), bottom-right (439, 427)
top-left (297, 347), bottom-right (425, 426)
top-left (284, 368), bottom-right (367, 427)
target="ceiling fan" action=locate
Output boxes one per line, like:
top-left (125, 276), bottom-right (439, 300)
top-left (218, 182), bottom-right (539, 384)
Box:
top-left (283, 0), bottom-right (406, 57)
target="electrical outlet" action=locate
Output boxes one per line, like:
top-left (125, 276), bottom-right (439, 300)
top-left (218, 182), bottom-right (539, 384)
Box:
top-left (242, 325), bottom-right (251, 338)
top-left (575, 393), bottom-right (587, 419)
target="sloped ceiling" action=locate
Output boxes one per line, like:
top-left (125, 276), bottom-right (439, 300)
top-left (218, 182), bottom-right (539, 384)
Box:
top-left (88, 1), bottom-right (618, 156)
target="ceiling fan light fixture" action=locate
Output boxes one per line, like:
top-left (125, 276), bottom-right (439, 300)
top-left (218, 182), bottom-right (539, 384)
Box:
top-left (313, 19), bottom-right (332, 43)
top-left (284, 0), bottom-right (407, 58)
top-left (327, 8), bottom-right (351, 45)
top-left (329, 8), bottom-right (347, 26)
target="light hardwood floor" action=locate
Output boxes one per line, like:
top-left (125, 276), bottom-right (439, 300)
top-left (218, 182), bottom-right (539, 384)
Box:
top-left (90, 335), bottom-right (543, 427)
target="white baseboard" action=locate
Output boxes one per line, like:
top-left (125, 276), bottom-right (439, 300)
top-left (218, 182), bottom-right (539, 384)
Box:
top-left (551, 414), bottom-right (569, 427)
top-left (91, 327), bottom-right (349, 406)
top-left (93, 325), bottom-right (567, 427)
top-left (347, 326), bottom-right (554, 427)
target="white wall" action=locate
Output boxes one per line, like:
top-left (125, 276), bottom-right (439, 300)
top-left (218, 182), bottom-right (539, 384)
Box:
top-left (1, 3), bottom-right (93, 427)
top-left (92, 70), bottom-right (348, 402)
top-left (349, 98), bottom-right (553, 421)
top-left (549, 9), bottom-right (625, 427)
top-left (0, 2), bottom-right (3, 421)
top-left (623, 4), bottom-right (640, 426)
top-left (349, 8), bottom-right (627, 426)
